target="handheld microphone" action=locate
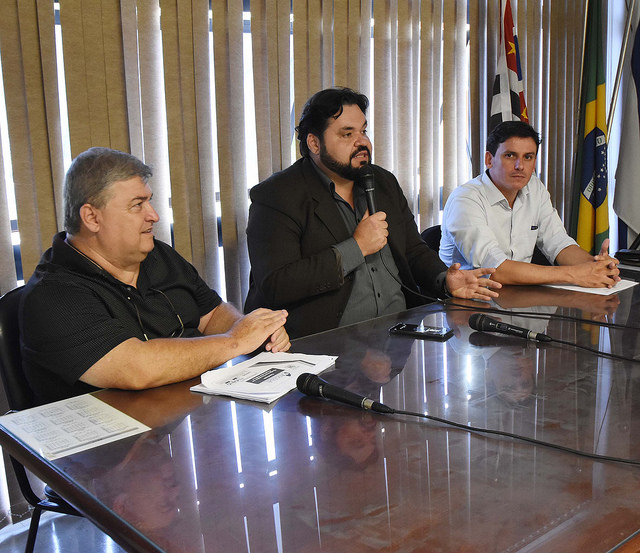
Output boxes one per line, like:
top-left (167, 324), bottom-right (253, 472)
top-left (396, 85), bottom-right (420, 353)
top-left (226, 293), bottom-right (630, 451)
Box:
top-left (356, 164), bottom-right (376, 214)
top-left (468, 313), bottom-right (552, 343)
top-left (296, 373), bottom-right (395, 414)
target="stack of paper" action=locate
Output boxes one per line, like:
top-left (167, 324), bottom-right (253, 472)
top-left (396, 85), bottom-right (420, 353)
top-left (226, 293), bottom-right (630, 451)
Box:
top-left (543, 279), bottom-right (637, 295)
top-left (0, 395), bottom-right (150, 460)
top-left (190, 351), bottom-right (337, 403)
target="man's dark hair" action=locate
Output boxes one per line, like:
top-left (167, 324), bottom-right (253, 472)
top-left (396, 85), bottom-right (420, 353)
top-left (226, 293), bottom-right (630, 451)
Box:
top-left (486, 121), bottom-right (541, 156)
top-left (296, 87), bottom-right (369, 157)
top-left (64, 147), bottom-right (152, 234)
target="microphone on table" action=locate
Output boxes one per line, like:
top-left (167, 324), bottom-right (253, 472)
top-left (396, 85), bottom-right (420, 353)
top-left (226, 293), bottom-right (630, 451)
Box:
top-left (296, 373), bottom-right (395, 414)
top-left (356, 164), bottom-right (377, 214)
top-left (469, 313), bottom-right (552, 343)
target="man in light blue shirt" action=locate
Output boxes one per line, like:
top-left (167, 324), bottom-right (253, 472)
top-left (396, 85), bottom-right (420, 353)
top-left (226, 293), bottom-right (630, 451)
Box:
top-left (440, 121), bottom-right (620, 288)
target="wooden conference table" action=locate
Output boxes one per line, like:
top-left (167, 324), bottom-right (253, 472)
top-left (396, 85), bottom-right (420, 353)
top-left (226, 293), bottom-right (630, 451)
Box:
top-left (2, 284), bottom-right (640, 552)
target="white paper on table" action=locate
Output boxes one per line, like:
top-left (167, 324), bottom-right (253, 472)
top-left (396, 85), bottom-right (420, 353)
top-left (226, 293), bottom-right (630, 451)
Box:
top-left (543, 278), bottom-right (638, 295)
top-left (190, 351), bottom-right (337, 403)
top-left (0, 394), bottom-right (150, 461)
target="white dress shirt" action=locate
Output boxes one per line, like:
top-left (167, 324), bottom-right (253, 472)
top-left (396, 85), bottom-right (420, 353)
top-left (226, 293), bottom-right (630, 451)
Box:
top-left (440, 171), bottom-right (577, 270)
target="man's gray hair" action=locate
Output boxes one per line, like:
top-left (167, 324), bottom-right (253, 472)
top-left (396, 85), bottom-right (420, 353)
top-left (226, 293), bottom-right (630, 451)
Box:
top-left (64, 147), bottom-right (153, 234)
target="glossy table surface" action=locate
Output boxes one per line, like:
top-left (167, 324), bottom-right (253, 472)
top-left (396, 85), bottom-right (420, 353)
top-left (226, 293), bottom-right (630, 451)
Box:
top-left (2, 284), bottom-right (640, 552)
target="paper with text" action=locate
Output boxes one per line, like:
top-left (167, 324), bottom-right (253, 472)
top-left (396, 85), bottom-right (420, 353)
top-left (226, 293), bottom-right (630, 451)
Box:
top-left (543, 278), bottom-right (637, 295)
top-left (191, 351), bottom-right (337, 403)
top-left (0, 394), bottom-right (150, 460)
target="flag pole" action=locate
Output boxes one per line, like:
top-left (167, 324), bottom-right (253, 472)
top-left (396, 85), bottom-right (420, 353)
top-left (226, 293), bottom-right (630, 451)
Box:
top-left (577, 0), bottom-right (590, 118)
top-left (607, 0), bottom-right (637, 133)
top-left (570, 0), bottom-right (591, 223)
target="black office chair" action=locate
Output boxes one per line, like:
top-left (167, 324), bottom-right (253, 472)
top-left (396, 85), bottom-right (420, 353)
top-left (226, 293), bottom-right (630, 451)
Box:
top-left (0, 286), bottom-right (82, 553)
top-left (531, 245), bottom-right (552, 266)
top-left (420, 224), bottom-right (442, 253)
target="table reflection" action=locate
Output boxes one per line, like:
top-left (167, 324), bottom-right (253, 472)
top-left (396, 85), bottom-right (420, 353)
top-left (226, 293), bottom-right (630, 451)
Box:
top-left (43, 284), bottom-right (640, 553)
top-left (60, 385), bottom-right (206, 553)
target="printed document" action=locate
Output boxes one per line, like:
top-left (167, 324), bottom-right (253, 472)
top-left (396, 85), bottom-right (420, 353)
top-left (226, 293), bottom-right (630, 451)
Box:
top-left (0, 394), bottom-right (150, 460)
top-left (543, 278), bottom-right (637, 295)
top-left (191, 351), bottom-right (337, 403)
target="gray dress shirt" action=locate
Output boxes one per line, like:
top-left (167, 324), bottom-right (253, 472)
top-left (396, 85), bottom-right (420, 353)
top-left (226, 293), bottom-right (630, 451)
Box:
top-left (310, 162), bottom-right (406, 327)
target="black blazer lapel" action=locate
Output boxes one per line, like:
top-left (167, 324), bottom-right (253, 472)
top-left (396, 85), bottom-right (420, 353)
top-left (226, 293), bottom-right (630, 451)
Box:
top-left (301, 160), bottom-right (352, 244)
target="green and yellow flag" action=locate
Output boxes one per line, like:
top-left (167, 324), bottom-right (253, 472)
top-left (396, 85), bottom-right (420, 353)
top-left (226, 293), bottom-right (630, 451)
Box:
top-left (571, 0), bottom-right (608, 254)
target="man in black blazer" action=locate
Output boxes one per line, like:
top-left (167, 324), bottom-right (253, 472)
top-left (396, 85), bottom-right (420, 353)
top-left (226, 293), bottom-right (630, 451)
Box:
top-left (245, 88), bottom-right (500, 339)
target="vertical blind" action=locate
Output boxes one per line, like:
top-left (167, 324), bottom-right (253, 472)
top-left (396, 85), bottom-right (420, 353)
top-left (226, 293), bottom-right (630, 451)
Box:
top-left (0, 0), bottom-right (589, 306)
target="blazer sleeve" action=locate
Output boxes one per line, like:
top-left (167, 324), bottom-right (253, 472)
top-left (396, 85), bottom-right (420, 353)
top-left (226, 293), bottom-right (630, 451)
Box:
top-left (246, 164), bottom-right (348, 307)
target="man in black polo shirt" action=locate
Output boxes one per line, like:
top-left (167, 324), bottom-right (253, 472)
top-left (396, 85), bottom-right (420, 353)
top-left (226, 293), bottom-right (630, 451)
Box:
top-left (20, 147), bottom-right (290, 404)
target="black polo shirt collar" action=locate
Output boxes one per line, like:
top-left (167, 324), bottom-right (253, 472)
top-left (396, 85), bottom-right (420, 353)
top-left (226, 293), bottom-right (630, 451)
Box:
top-left (49, 232), bottom-right (153, 294)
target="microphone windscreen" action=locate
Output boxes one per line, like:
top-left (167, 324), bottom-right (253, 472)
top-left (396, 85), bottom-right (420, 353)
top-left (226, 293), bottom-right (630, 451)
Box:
top-left (469, 313), bottom-right (489, 331)
top-left (356, 164), bottom-right (375, 190)
top-left (357, 163), bottom-right (374, 178)
top-left (296, 373), bottom-right (321, 396)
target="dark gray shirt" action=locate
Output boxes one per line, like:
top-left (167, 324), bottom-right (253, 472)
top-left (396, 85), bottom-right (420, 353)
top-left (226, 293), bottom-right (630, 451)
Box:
top-left (311, 162), bottom-right (406, 327)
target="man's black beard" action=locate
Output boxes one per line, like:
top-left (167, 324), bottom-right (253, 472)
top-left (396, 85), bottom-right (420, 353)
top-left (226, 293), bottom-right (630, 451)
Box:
top-left (319, 142), bottom-right (371, 181)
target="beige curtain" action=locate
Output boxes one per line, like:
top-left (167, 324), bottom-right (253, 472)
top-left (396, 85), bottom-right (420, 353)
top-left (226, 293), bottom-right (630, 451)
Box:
top-left (0, 132), bottom-right (16, 293)
top-left (61, 1), bottom-right (130, 154)
top-left (419, 1), bottom-right (443, 227)
top-left (0, 0), bottom-right (593, 301)
top-left (292, 0), bottom-right (372, 142)
top-left (210, 0), bottom-right (249, 304)
top-left (0, 0), bottom-right (63, 292)
top-left (252, 0), bottom-right (292, 179)
top-left (123, 0), bottom-right (173, 246)
top-left (441, 0), bottom-right (469, 210)
top-left (161, 0), bottom-right (222, 295)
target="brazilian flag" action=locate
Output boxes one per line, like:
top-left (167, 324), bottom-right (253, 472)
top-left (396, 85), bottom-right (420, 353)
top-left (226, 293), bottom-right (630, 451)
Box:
top-left (571, 0), bottom-right (608, 255)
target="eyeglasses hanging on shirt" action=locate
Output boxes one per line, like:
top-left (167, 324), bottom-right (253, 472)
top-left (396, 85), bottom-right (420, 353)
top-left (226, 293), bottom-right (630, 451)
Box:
top-left (132, 288), bottom-right (185, 341)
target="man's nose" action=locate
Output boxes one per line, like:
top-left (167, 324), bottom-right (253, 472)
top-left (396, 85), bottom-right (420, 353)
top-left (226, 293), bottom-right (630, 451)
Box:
top-left (355, 133), bottom-right (370, 147)
top-left (514, 157), bottom-right (523, 169)
top-left (147, 203), bottom-right (160, 222)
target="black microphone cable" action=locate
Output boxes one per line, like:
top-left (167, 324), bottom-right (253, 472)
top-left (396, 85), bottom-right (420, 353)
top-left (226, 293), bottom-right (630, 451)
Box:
top-left (396, 284), bottom-right (639, 335)
top-left (369, 228), bottom-right (638, 335)
top-left (380, 271), bottom-right (640, 363)
top-left (298, 378), bottom-right (640, 467)
top-left (447, 301), bottom-right (640, 333)
top-left (374, 257), bottom-right (640, 361)
top-left (390, 406), bottom-right (640, 467)
top-left (544, 335), bottom-right (640, 363)
top-left (467, 313), bottom-right (640, 364)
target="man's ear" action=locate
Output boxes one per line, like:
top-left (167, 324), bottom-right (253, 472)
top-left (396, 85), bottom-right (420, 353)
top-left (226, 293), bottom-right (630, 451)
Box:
top-left (484, 150), bottom-right (493, 169)
top-left (307, 133), bottom-right (321, 156)
top-left (79, 203), bottom-right (101, 233)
